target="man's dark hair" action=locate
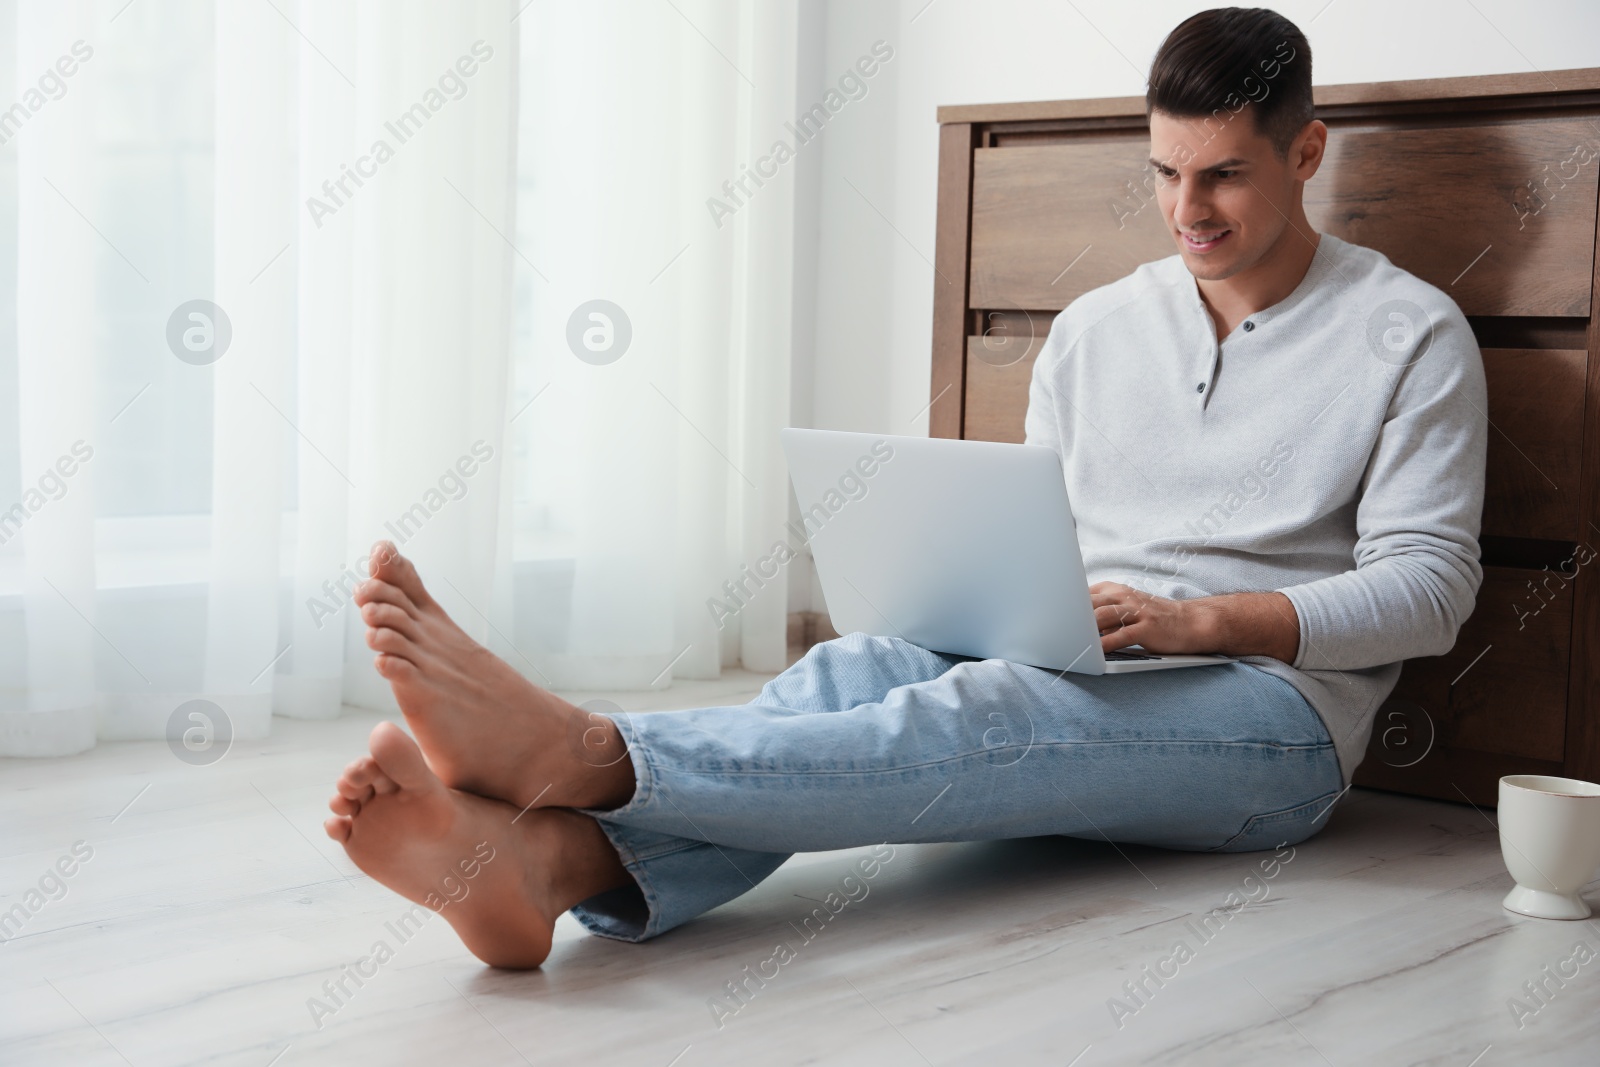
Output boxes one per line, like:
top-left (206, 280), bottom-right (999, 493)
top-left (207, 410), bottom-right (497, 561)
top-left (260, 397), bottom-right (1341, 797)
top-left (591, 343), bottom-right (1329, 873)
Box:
top-left (1146, 7), bottom-right (1314, 156)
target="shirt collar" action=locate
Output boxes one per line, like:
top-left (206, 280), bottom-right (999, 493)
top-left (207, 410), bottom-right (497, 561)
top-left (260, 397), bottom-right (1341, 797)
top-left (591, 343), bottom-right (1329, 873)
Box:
top-left (1174, 231), bottom-right (1342, 328)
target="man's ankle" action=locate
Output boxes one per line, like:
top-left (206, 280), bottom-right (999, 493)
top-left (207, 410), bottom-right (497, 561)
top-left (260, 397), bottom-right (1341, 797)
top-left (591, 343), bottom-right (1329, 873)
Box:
top-left (563, 718), bottom-right (635, 810)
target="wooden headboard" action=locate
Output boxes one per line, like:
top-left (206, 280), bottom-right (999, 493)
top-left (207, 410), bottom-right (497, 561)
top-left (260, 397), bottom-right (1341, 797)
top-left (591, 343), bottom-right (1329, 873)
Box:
top-left (929, 69), bottom-right (1600, 805)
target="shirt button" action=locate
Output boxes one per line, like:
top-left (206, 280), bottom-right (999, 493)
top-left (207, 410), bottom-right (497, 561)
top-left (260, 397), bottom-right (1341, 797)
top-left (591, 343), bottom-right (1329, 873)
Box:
top-left (1242, 320), bottom-right (1255, 332)
top-left (1196, 382), bottom-right (1206, 393)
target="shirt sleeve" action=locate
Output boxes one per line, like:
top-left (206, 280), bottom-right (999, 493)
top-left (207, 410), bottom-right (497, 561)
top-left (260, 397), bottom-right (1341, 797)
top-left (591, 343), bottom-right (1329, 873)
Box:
top-left (1276, 311), bottom-right (1488, 672)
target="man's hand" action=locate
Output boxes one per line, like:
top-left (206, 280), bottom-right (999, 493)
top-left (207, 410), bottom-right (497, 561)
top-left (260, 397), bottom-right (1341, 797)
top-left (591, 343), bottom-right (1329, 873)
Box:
top-left (1090, 582), bottom-right (1301, 664)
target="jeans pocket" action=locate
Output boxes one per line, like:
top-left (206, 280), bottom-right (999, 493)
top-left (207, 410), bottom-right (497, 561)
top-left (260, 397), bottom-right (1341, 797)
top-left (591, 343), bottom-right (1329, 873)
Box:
top-left (1209, 788), bottom-right (1343, 853)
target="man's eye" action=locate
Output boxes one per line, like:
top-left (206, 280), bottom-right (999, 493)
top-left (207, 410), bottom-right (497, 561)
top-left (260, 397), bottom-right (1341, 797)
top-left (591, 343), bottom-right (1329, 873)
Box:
top-left (1213, 170), bottom-right (1236, 179)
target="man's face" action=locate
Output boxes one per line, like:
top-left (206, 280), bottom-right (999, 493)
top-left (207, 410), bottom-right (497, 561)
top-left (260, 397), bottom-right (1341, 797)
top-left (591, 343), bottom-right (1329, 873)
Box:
top-left (1147, 109), bottom-right (1318, 282)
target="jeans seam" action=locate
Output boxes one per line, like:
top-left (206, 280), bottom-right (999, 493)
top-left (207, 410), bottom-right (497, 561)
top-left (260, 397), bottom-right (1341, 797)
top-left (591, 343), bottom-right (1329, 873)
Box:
top-left (1212, 785), bottom-right (1344, 852)
top-left (645, 738), bottom-right (1340, 779)
top-left (578, 822), bottom-right (667, 940)
top-left (581, 711), bottom-right (673, 939)
top-left (586, 829), bottom-right (709, 864)
top-left (605, 711), bottom-right (657, 815)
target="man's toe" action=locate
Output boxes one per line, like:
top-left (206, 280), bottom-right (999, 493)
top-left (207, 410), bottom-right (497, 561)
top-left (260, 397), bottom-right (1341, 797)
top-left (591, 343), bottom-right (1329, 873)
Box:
top-left (369, 541), bottom-right (434, 608)
top-left (368, 721), bottom-right (437, 791)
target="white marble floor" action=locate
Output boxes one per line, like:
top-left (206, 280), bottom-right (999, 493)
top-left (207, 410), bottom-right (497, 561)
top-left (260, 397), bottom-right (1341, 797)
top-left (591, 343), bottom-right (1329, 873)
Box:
top-left (2, 670), bottom-right (1597, 1067)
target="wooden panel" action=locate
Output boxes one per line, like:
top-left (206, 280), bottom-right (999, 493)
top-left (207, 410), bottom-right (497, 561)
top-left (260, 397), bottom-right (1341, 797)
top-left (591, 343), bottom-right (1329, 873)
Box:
top-left (929, 123), bottom-right (976, 440)
top-left (1449, 565), bottom-right (1572, 759)
top-left (1352, 744), bottom-right (1563, 807)
top-left (968, 141), bottom-right (1172, 312)
top-left (937, 67), bottom-right (1600, 124)
top-left (1480, 349), bottom-right (1587, 541)
top-left (968, 118), bottom-right (1599, 317)
top-left (1566, 139), bottom-right (1600, 787)
top-left (1362, 565), bottom-right (1572, 764)
top-left (1354, 563), bottom-right (1574, 804)
top-left (1306, 120), bottom-right (1597, 317)
top-left (940, 94), bottom-right (1148, 126)
top-left (963, 329), bottom-right (1043, 444)
top-left (1468, 316), bottom-right (1587, 350)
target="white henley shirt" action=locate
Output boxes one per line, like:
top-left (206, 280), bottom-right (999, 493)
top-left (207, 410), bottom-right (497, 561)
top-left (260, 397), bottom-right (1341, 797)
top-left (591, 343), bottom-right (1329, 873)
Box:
top-left (1024, 233), bottom-right (1489, 781)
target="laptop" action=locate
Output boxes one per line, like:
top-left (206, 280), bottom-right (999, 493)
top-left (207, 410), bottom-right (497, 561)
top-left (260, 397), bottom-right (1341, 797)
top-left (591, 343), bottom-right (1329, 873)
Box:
top-left (779, 428), bottom-right (1235, 675)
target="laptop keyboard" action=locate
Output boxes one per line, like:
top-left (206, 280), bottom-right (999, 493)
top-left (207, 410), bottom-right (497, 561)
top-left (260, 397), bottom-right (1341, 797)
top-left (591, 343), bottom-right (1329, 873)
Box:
top-left (1104, 649), bottom-right (1160, 661)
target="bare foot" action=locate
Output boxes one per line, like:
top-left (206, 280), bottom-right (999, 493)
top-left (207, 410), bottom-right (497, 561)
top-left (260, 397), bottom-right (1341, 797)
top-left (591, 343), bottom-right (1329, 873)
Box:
top-left (324, 721), bottom-right (628, 969)
top-left (353, 542), bottom-right (633, 812)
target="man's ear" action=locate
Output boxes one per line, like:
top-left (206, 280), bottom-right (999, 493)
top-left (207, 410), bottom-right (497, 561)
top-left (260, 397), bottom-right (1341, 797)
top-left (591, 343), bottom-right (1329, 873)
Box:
top-left (1292, 119), bottom-right (1328, 182)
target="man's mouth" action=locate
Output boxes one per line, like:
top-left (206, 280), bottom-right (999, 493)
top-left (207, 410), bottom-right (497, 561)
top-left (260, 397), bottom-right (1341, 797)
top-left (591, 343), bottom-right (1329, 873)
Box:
top-left (1180, 229), bottom-right (1231, 253)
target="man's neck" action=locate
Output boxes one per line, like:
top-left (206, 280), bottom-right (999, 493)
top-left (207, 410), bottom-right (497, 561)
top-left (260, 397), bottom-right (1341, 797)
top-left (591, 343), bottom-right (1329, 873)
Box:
top-left (1196, 215), bottom-right (1322, 340)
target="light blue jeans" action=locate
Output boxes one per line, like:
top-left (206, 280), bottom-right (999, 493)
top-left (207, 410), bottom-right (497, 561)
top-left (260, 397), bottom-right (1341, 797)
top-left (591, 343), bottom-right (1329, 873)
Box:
top-left (571, 632), bottom-right (1343, 942)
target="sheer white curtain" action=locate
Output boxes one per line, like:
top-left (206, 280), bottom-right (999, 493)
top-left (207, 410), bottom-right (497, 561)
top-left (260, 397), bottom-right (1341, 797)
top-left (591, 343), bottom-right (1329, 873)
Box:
top-left (503, 1), bottom-right (797, 690)
top-left (0, 0), bottom-right (798, 757)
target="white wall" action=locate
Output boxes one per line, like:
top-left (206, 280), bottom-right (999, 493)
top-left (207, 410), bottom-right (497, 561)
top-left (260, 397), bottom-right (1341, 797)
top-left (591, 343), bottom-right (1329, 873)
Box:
top-left (787, 0), bottom-right (1600, 613)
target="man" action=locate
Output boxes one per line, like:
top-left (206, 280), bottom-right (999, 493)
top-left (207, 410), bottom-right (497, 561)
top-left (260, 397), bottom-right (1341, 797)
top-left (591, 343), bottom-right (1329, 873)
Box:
top-left (323, 7), bottom-right (1485, 968)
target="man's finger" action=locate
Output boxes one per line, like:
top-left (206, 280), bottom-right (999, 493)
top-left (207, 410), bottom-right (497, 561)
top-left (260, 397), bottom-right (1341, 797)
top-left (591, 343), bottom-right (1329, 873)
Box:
top-left (1093, 607), bottom-right (1138, 634)
top-left (1102, 625), bottom-right (1144, 652)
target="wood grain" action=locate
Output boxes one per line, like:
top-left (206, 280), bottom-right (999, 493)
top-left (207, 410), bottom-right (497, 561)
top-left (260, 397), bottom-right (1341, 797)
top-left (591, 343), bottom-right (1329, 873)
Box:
top-left (1306, 120), bottom-right (1598, 318)
top-left (1448, 566), bottom-right (1572, 761)
top-left (963, 330), bottom-right (1043, 444)
top-left (929, 123), bottom-right (976, 440)
top-left (968, 118), bottom-right (1599, 317)
top-left (1565, 139), bottom-right (1600, 786)
top-left (1361, 565), bottom-right (1572, 766)
top-left (1351, 742), bottom-right (1564, 807)
top-left (1353, 562), bottom-right (1576, 805)
top-left (968, 140), bottom-right (1173, 313)
top-left (1480, 348), bottom-right (1587, 541)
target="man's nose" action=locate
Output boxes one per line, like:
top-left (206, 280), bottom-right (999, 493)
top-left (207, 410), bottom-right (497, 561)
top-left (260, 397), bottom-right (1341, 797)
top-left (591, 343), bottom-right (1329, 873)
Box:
top-left (1172, 180), bottom-right (1212, 229)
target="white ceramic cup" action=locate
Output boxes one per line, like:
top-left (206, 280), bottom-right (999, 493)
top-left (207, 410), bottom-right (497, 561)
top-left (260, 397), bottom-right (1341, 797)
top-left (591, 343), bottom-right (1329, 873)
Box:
top-left (1499, 774), bottom-right (1600, 920)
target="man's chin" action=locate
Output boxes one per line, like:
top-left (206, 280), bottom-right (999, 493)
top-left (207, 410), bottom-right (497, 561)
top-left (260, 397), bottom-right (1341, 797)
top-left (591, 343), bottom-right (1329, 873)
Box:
top-left (1180, 252), bottom-right (1242, 282)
